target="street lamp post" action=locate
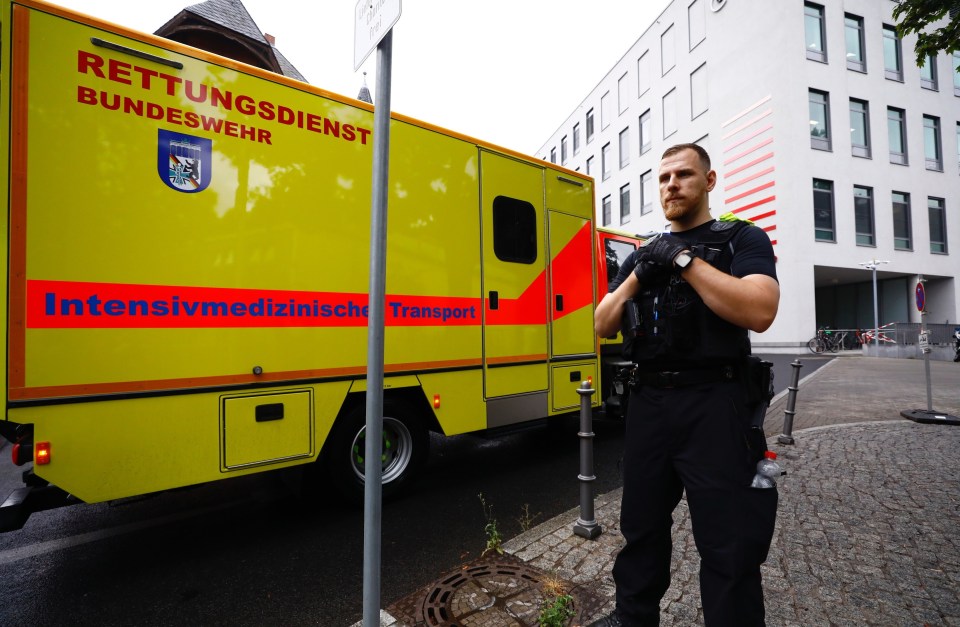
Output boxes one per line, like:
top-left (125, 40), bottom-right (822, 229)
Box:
top-left (858, 259), bottom-right (890, 349)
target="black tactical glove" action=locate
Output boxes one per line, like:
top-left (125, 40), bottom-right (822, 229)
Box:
top-left (633, 260), bottom-right (669, 286)
top-left (638, 233), bottom-right (687, 267)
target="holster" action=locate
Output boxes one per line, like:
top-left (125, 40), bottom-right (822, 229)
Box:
top-left (621, 299), bottom-right (642, 341)
top-left (743, 355), bottom-right (775, 463)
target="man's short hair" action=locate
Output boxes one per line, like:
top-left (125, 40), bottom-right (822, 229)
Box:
top-left (661, 143), bottom-right (711, 172)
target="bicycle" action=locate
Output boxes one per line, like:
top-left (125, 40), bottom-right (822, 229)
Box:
top-left (806, 330), bottom-right (828, 354)
top-left (807, 328), bottom-right (844, 354)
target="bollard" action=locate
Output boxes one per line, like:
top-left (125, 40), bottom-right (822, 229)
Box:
top-left (777, 359), bottom-right (803, 445)
top-left (573, 380), bottom-right (603, 540)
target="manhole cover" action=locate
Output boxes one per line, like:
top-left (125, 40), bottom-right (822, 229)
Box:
top-left (387, 553), bottom-right (604, 626)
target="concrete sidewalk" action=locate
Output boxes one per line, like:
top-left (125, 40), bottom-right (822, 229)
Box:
top-left (372, 356), bottom-right (960, 626)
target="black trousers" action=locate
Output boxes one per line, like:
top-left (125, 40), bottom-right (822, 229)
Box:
top-left (612, 380), bottom-right (777, 627)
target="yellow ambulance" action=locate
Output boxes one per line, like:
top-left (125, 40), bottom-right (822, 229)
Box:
top-left (0, 0), bottom-right (612, 529)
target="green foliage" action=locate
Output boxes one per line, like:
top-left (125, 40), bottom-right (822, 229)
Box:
top-left (892, 0), bottom-right (960, 69)
top-left (538, 594), bottom-right (575, 627)
top-left (478, 493), bottom-right (504, 557)
top-left (482, 521), bottom-right (503, 557)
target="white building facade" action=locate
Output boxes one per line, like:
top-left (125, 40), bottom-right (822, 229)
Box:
top-left (537, 0), bottom-right (958, 352)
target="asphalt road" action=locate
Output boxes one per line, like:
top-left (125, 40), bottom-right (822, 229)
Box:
top-left (0, 353), bottom-right (830, 626)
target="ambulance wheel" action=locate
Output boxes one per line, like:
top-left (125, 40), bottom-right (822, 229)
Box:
top-left (322, 401), bottom-right (428, 504)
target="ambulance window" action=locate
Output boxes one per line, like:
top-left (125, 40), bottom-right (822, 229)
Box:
top-left (605, 238), bottom-right (637, 288)
top-left (493, 196), bottom-right (537, 264)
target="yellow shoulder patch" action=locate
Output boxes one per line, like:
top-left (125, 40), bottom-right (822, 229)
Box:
top-left (718, 212), bottom-right (754, 225)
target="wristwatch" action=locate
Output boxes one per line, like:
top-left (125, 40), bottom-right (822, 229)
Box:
top-left (674, 251), bottom-right (694, 270)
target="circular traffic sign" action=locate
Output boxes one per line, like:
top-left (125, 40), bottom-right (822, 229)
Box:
top-left (915, 282), bottom-right (925, 312)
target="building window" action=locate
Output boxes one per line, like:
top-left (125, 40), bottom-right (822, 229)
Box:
top-left (573, 123), bottom-right (581, 155)
top-left (640, 170), bottom-right (654, 215)
top-left (690, 63), bottom-right (707, 119)
top-left (661, 25), bottom-right (675, 75)
top-left (549, 147), bottom-right (557, 164)
top-left (602, 195), bottom-right (612, 227)
top-left (637, 51), bottom-right (651, 97)
top-left (560, 136), bottom-right (568, 165)
top-left (849, 99), bottom-right (871, 159)
top-left (689, 0), bottom-right (705, 50)
top-left (887, 107), bottom-right (907, 165)
top-left (844, 14), bottom-right (866, 72)
top-left (586, 108), bottom-right (595, 144)
top-left (813, 179), bottom-right (835, 242)
top-left (954, 52), bottom-right (960, 96)
top-left (662, 89), bottom-right (677, 139)
top-left (601, 92), bottom-right (611, 130)
top-left (639, 110), bottom-right (652, 155)
top-left (601, 143), bottom-right (611, 180)
top-left (928, 197), bottom-right (947, 254)
top-left (854, 185), bottom-right (875, 246)
top-left (586, 155), bottom-right (594, 176)
top-left (619, 128), bottom-right (630, 169)
top-left (809, 89), bottom-right (831, 151)
top-left (892, 191), bottom-right (912, 250)
top-left (920, 55), bottom-right (938, 91)
top-left (618, 72), bottom-right (629, 114)
top-left (804, 3), bottom-right (827, 62)
top-left (620, 183), bottom-right (631, 223)
top-left (923, 115), bottom-right (942, 171)
top-left (493, 196), bottom-right (537, 264)
top-left (882, 25), bottom-right (903, 81)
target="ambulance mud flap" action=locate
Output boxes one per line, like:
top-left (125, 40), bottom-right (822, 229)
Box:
top-left (0, 483), bottom-right (80, 532)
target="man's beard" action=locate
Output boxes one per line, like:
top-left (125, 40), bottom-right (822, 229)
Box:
top-left (663, 199), bottom-right (691, 221)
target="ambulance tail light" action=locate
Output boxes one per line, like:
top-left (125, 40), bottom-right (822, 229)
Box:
top-left (433, 394), bottom-right (441, 409)
top-left (587, 375), bottom-right (593, 388)
top-left (35, 442), bottom-right (51, 465)
top-left (11, 442), bottom-right (31, 466)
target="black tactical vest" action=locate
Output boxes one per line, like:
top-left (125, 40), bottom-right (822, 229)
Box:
top-left (630, 220), bottom-right (751, 366)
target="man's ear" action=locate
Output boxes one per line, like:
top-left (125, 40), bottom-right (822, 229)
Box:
top-left (706, 169), bottom-right (717, 192)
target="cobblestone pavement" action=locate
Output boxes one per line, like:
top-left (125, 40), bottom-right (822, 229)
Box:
top-left (367, 356), bottom-right (960, 626)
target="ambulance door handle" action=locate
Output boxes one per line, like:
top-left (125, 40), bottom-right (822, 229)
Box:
top-left (555, 295), bottom-right (564, 312)
top-left (489, 291), bottom-right (499, 310)
top-left (255, 403), bottom-right (284, 422)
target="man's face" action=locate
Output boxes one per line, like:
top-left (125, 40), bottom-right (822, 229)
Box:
top-left (658, 149), bottom-right (716, 224)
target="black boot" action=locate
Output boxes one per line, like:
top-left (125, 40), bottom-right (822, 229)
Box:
top-left (587, 609), bottom-right (624, 627)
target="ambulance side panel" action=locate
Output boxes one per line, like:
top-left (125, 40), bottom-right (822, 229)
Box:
top-left (2, 0), bottom-right (598, 504)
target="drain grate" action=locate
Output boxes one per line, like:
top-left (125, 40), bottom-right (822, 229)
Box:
top-left (387, 553), bottom-right (605, 626)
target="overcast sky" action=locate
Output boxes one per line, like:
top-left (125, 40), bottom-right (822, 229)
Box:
top-left (51, 0), bottom-right (672, 155)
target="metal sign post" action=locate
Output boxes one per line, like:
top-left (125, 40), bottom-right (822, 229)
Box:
top-left (916, 277), bottom-right (933, 412)
top-left (858, 259), bottom-right (889, 350)
top-left (355, 2), bottom-right (401, 627)
top-left (901, 275), bottom-right (960, 426)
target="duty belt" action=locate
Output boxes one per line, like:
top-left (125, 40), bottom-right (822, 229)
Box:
top-left (631, 365), bottom-right (736, 389)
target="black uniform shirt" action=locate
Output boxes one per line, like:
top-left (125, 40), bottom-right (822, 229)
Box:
top-left (608, 219), bottom-right (778, 294)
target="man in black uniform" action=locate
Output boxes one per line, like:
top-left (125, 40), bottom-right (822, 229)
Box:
top-left (590, 143), bottom-right (780, 627)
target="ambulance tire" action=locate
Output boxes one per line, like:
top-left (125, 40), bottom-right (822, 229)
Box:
top-left (321, 401), bottom-right (428, 504)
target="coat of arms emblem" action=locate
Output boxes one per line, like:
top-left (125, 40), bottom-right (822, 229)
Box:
top-left (158, 130), bottom-right (212, 193)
